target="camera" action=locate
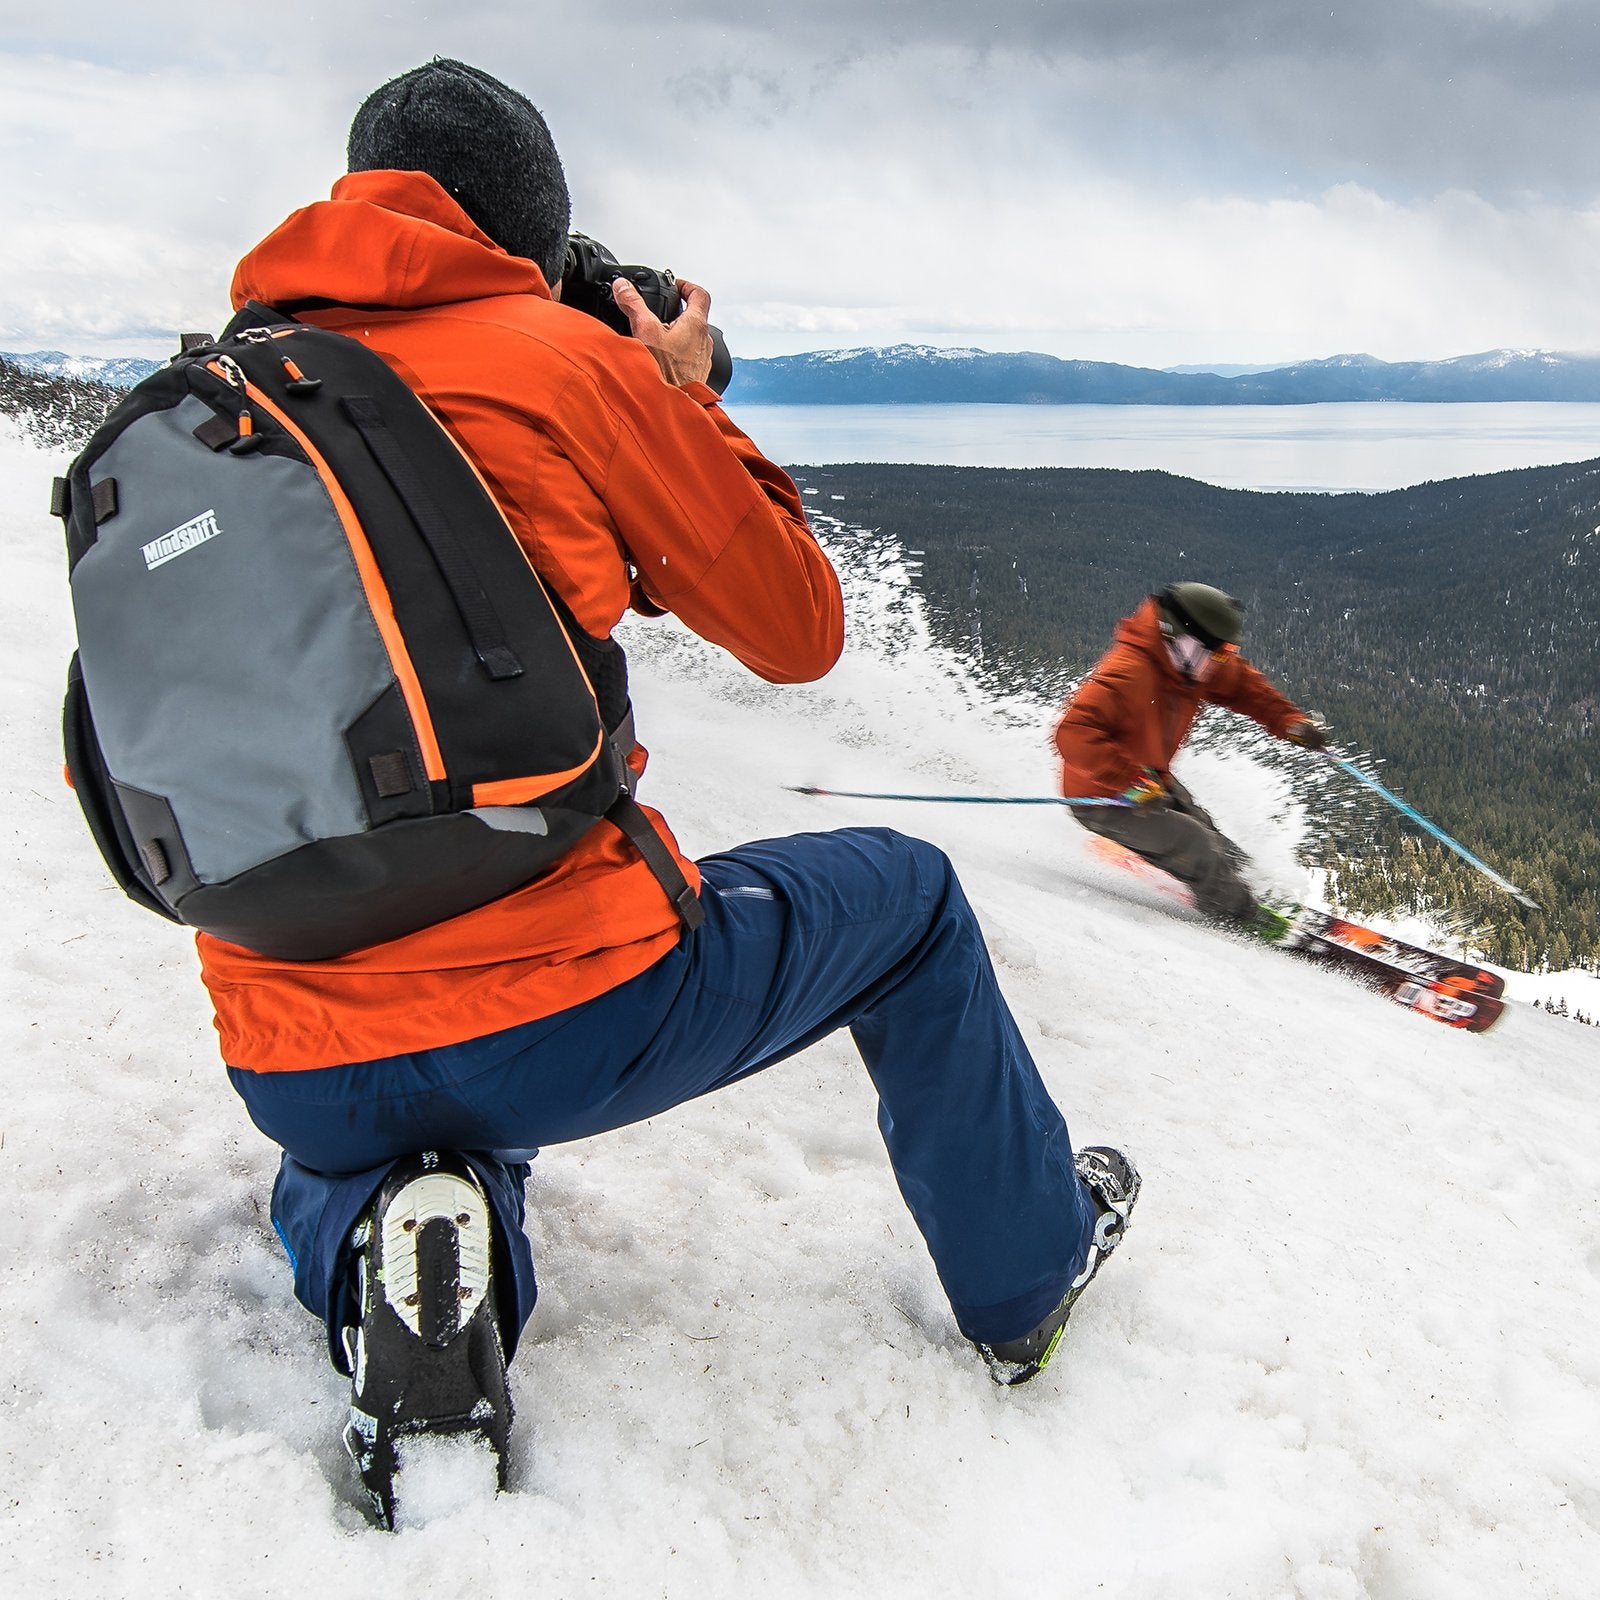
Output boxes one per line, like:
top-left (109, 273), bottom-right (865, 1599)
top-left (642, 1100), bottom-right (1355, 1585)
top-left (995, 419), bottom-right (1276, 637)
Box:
top-left (561, 232), bottom-right (733, 395)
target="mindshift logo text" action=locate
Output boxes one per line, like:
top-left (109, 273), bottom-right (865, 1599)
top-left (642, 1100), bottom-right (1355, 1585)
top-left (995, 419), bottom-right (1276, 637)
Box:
top-left (143, 509), bottom-right (222, 571)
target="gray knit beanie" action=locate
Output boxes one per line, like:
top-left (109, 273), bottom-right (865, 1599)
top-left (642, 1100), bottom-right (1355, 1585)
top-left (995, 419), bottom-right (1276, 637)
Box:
top-left (348, 58), bottom-right (571, 288)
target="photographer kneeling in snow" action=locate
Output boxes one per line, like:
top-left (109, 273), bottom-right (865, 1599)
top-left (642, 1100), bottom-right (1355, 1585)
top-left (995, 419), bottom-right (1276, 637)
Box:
top-left (1056, 582), bottom-right (1327, 933)
top-left (188, 61), bottom-right (1140, 1522)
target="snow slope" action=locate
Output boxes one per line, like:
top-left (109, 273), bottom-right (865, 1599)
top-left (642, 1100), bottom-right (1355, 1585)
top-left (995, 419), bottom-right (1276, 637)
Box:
top-left (2, 421), bottom-right (1597, 1598)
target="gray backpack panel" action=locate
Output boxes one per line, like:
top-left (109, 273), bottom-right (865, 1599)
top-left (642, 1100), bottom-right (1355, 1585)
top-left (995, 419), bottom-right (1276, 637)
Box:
top-left (71, 393), bottom-right (401, 885)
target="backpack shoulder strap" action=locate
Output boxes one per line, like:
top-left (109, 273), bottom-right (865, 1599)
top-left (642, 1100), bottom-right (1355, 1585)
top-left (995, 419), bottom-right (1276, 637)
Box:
top-left (604, 792), bottom-right (704, 931)
top-left (220, 300), bottom-right (298, 338)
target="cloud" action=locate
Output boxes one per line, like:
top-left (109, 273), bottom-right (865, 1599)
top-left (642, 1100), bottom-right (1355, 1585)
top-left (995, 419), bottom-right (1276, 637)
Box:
top-left (4, 2), bottom-right (1600, 364)
top-left (672, 153), bottom-right (1600, 364)
top-left (622, 4), bottom-right (1600, 202)
top-left (0, 49), bottom-right (350, 350)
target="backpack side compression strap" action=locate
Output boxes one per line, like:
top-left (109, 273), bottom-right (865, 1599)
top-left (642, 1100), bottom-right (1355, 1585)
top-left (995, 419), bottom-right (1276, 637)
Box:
top-left (62, 653), bottom-right (180, 923)
top-left (604, 793), bottom-right (705, 931)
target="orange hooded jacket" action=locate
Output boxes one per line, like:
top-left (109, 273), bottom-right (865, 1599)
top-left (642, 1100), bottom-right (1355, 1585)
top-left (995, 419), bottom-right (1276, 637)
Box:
top-left (199, 171), bottom-right (843, 1073)
top-left (1055, 597), bottom-right (1304, 799)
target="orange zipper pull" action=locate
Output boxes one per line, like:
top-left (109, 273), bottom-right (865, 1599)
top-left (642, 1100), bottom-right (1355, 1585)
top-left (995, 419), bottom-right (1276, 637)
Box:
top-left (229, 407), bottom-right (264, 454)
top-left (280, 355), bottom-right (322, 396)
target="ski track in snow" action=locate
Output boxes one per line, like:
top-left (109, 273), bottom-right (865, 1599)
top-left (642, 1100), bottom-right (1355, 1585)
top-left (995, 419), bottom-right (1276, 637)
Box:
top-left (2, 421), bottom-right (1597, 1598)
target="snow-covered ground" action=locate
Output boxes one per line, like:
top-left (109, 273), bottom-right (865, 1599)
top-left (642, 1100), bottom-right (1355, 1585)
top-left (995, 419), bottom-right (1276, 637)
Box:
top-left (3, 419), bottom-right (1597, 1597)
top-left (1502, 964), bottom-right (1600, 1019)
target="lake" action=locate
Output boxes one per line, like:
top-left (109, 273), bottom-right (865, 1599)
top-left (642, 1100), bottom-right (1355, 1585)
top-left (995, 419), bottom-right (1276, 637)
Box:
top-left (720, 400), bottom-right (1600, 494)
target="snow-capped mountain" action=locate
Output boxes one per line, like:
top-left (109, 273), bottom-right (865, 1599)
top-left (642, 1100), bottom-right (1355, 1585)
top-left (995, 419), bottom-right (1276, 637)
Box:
top-left (726, 344), bottom-right (1600, 404)
top-left (808, 343), bottom-right (994, 365)
top-left (1, 349), bottom-right (162, 388)
top-left (15, 338), bottom-right (1600, 403)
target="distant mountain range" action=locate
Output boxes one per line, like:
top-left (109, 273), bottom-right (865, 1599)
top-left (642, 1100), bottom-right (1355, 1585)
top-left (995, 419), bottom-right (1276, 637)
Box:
top-left (2, 350), bottom-right (162, 389)
top-left (12, 342), bottom-right (1600, 407)
top-left (724, 346), bottom-right (1600, 405)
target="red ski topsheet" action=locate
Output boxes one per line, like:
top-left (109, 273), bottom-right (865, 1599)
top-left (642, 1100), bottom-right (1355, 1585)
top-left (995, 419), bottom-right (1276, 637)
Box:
top-left (1083, 835), bottom-right (1505, 1032)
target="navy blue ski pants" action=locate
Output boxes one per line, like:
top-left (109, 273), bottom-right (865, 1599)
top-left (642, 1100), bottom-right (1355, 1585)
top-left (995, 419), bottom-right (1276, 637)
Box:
top-left (229, 828), bottom-right (1096, 1360)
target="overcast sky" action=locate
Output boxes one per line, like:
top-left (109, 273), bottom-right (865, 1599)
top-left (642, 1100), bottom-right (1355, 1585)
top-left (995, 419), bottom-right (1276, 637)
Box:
top-left (4, 0), bottom-right (1600, 366)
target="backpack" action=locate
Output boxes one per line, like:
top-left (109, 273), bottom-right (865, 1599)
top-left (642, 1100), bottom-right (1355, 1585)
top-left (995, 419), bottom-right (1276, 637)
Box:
top-left (54, 304), bottom-right (702, 960)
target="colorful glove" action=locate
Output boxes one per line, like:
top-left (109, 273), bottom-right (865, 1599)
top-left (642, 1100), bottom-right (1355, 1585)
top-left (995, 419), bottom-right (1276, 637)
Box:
top-left (1285, 715), bottom-right (1329, 752)
top-left (1122, 767), bottom-right (1170, 807)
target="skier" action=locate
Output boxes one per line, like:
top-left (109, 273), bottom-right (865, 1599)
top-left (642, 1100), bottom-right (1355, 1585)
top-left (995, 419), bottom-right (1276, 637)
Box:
top-left (205, 60), bottom-right (1139, 1523)
top-left (1055, 582), bottom-right (1328, 930)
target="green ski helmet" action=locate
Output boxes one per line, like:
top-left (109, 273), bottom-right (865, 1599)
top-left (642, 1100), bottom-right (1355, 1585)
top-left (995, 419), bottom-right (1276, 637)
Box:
top-left (1158, 582), bottom-right (1244, 650)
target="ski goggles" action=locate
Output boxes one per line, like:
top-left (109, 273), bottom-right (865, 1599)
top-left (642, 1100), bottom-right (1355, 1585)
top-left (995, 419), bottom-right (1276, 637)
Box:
top-left (1165, 633), bottom-right (1236, 679)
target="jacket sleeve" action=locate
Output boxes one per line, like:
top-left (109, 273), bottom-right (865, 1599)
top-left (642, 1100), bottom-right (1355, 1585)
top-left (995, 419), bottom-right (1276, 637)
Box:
top-left (1208, 657), bottom-right (1304, 737)
top-left (1055, 648), bottom-right (1151, 795)
top-left (583, 357), bottom-right (844, 685)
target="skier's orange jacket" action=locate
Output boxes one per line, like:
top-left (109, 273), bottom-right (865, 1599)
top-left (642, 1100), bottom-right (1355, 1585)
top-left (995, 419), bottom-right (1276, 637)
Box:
top-left (1055, 598), bottom-right (1304, 799)
top-left (201, 171), bottom-right (843, 1073)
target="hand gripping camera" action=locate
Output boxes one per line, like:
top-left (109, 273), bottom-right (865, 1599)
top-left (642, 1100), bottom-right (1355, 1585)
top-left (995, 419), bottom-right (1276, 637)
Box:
top-left (561, 232), bottom-right (734, 395)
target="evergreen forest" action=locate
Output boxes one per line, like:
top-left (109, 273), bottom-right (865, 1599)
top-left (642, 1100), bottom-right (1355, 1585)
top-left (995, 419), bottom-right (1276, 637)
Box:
top-left (0, 355), bottom-right (119, 450)
top-left (789, 461), bottom-right (1600, 975)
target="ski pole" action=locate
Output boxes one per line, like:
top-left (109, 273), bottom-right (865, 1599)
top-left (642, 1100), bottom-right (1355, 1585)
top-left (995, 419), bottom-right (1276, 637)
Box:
top-left (788, 785), bottom-right (1135, 808)
top-left (1325, 751), bottom-right (1541, 911)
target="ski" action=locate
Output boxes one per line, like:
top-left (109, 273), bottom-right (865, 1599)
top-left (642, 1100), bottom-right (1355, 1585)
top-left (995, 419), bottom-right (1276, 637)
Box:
top-left (1282, 907), bottom-right (1505, 998)
top-left (1083, 836), bottom-right (1505, 1032)
top-left (1084, 834), bottom-right (1194, 905)
top-left (1285, 931), bottom-right (1506, 1034)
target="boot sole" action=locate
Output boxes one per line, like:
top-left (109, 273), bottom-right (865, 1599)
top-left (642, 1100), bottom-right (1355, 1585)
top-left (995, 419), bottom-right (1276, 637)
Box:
top-left (345, 1161), bottom-right (512, 1528)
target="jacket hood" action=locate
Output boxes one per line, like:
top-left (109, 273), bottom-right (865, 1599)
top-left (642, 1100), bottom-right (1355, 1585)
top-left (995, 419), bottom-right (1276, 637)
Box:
top-left (231, 169), bottom-right (552, 313)
top-left (1113, 597), bottom-right (1166, 651)
top-left (1113, 597), bottom-right (1188, 686)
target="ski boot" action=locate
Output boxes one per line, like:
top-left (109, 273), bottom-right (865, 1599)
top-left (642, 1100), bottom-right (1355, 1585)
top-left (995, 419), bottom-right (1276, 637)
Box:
top-left (341, 1151), bottom-right (513, 1529)
top-left (1243, 899), bottom-right (1298, 943)
top-left (977, 1146), bottom-right (1141, 1386)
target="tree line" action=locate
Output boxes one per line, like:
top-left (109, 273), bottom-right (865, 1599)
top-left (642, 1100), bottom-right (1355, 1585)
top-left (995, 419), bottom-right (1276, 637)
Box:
top-left (0, 356), bottom-right (120, 450)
